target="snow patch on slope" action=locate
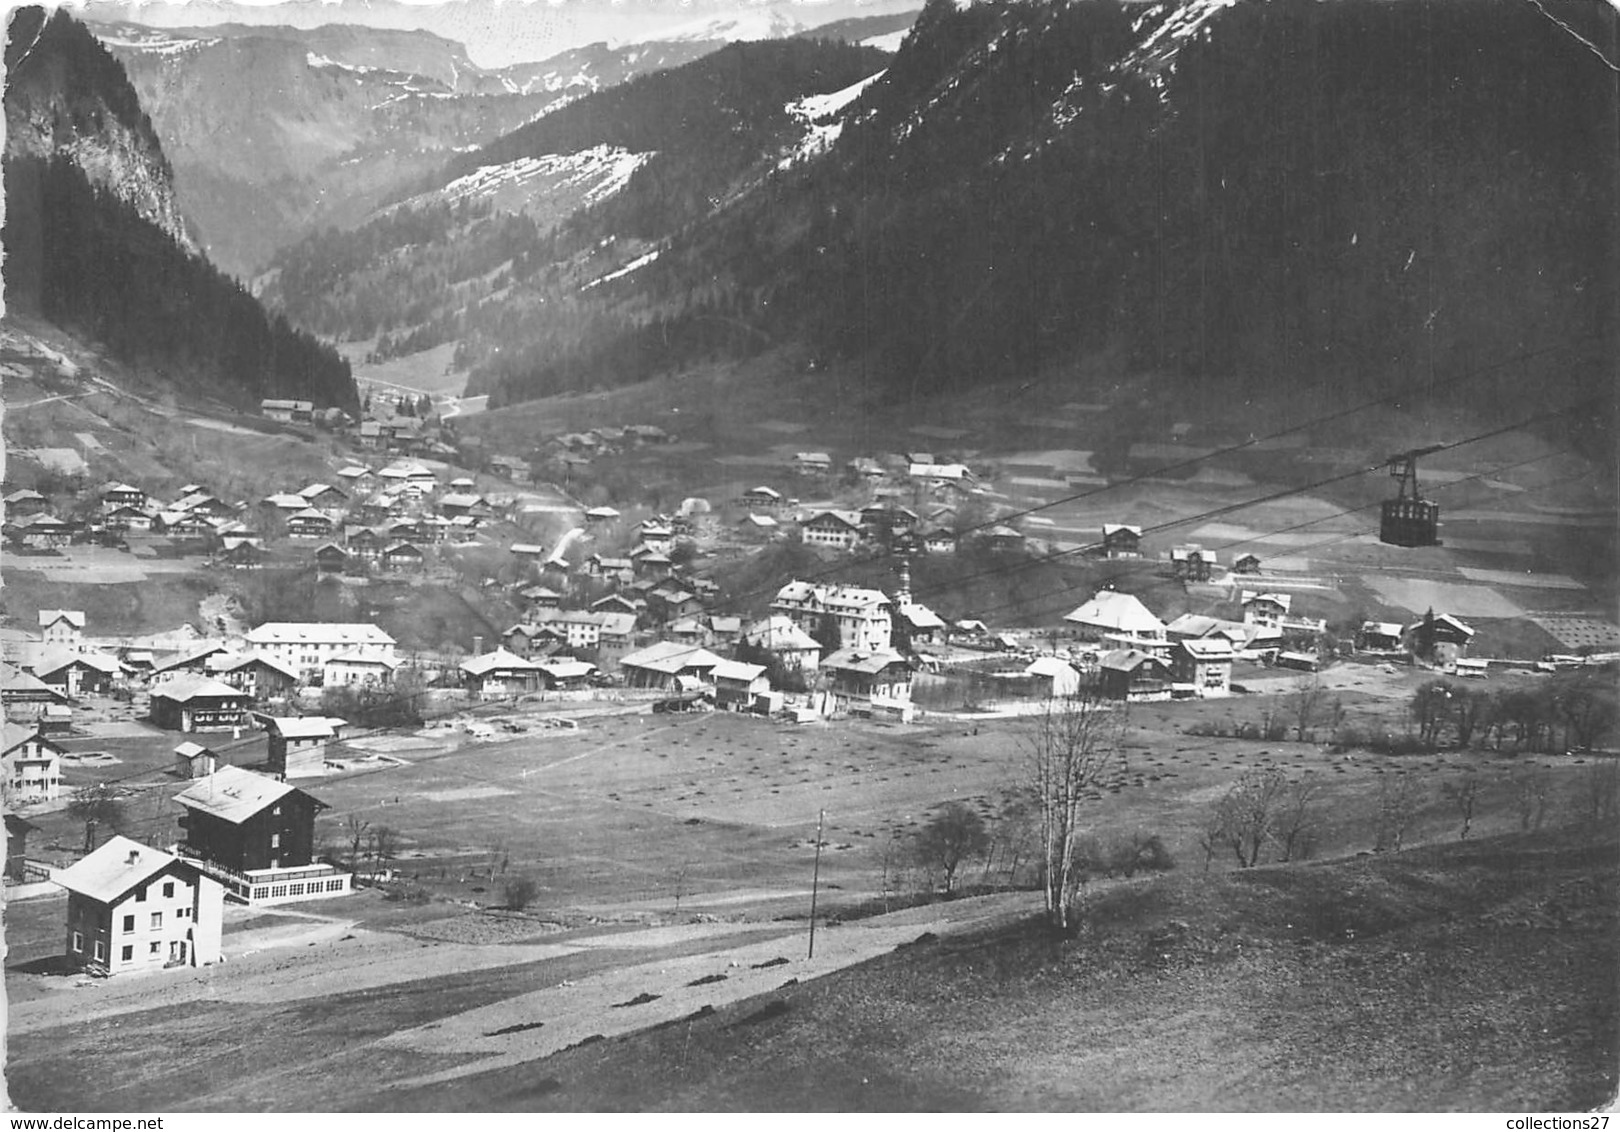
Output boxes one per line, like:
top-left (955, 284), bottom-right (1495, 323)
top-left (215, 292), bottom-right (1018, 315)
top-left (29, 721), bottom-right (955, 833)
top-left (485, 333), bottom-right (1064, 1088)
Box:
top-left (861, 29), bottom-right (911, 52)
top-left (437, 146), bottom-right (653, 208)
top-left (780, 70), bottom-right (886, 168)
top-left (585, 248), bottom-right (662, 289)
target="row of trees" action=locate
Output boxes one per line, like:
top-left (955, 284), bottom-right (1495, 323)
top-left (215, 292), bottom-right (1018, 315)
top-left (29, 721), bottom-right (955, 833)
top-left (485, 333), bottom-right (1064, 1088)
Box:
top-left (1408, 672), bottom-right (1617, 754)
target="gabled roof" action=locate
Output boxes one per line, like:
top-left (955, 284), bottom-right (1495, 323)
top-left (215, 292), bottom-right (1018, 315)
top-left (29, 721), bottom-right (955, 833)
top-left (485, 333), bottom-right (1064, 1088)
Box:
top-left (101, 482), bottom-right (143, 496)
top-left (439, 493), bottom-right (485, 509)
top-left (248, 623), bottom-right (397, 647)
top-left (38, 609), bottom-right (86, 629)
top-left (536, 658), bottom-right (596, 680)
top-left (620, 641), bottom-right (724, 674)
top-left (288, 508), bottom-right (333, 524)
top-left (174, 765), bottom-right (319, 824)
top-left (1241, 590), bottom-right (1293, 612)
top-left (743, 485), bottom-right (782, 499)
top-left (1178, 637), bottom-right (1235, 659)
top-left (2, 721), bottom-right (63, 757)
top-left (1, 663), bottom-right (69, 700)
top-left (744, 616), bottom-right (819, 651)
top-left (151, 675), bottom-right (248, 703)
top-left (173, 740), bottom-right (214, 760)
top-left (461, 647), bottom-right (539, 676)
top-left (795, 451), bottom-right (831, 463)
top-left (597, 612), bottom-right (638, 637)
top-left (1025, 656), bottom-right (1079, 678)
top-left (335, 466), bottom-right (371, 480)
top-left (897, 602), bottom-right (946, 630)
top-left (262, 716), bottom-right (337, 739)
top-left (510, 543), bottom-right (545, 555)
top-left (300, 483), bottom-right (345, 499)
top-left (33, 648), bottom-right (122, 677)
top-left (823, 648), bottom-right (910, 675)
top-left (1064, 590), bottom-right (1166, 635)
top-left (1100, 648), bottom-right (1168, 673)
top-left (53, 836), bottom-right (188, 905)
top-left (1361, 621), bottom-right (1405, 639)
top-left (5, 489), bottom-right (46, 504)
top-left (1406, 613), bottom-right (1476, 639)
top-left (1102, 523), bottom-right (1143, 538)
top-left (712, 660), bottom-right (768, 683)
top-left (584, 506), bottom-right (621, 519)
top-left (327, 650), bottom-right (398, 668)
top-left (804, 509), bottom-right (863, 530)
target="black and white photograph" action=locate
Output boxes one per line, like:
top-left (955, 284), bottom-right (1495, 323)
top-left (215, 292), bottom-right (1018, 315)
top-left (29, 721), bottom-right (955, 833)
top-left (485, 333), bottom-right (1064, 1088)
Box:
top-left (1, 0), bottom-right (1616, 1113)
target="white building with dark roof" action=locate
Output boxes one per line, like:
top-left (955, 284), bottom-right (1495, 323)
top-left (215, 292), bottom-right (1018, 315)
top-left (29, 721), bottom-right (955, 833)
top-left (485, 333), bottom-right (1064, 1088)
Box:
top-left (245, 623), bottom-right (397, 682)
top-left (56, 836), bottom-right (225, 976)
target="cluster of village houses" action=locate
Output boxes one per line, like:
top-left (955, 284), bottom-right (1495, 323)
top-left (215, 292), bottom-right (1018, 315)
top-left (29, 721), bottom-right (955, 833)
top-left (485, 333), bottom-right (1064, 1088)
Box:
top-left (3, 407), bottom-right (1497, 981)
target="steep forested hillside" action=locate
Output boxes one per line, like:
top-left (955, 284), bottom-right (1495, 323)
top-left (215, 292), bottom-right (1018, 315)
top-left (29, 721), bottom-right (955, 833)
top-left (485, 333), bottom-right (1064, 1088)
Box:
top-left (473, 0), bottom-right (1615, 420)
top-left (261, 37), bottom-right (890, 361)
top-left (3, 7), bottom-right (357, 412)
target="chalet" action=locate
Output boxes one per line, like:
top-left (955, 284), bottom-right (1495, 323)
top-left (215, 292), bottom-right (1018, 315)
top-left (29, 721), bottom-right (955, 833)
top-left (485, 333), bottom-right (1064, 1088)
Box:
top-left (595, 612), bottom-right (638, 671)
top-left (57, 836), bottom-right (225, 976)
top-left (1241, 591), bottom-right (1292, 628)
top-left (38, 609), bottom-right (86, 648)
top-left (921, 527), bottom-right (957, 555)
top-left (3, 723), bottom-right (64, 804)
top-left (584, 506), bottom-right (621, 523)
top-left (1357, 621), bottom-right (1406, 652)
top-left (2, 662), bottom-right (70, 721)
top-left (678, 497), bottom-right (712, 520)
top-left (908, 462), bottom-right (974, 487)
top-left (150, 677), bottom-right (251, 733)
top-left (151, 643), bottom-right (230, 686)
top-left (1172, 638), bottom-right (1234, 698)
top-left (154, 511), bottom-right (214, 538)
top-left (298, 483), bottom-right (349, 513)
top-left (489, 455), bottom-right (532, 481)
top-left (631, 547), bottom-right (673, 580)
top-left (895, 600), bottom-right (947, 647)
top-left (354, 495), bottom-right (400, 525)
top-left (323, 651), bottom-right (397, 688)
top-left (263, 492), bottom-right (311, 514)
top-left (1232, 553), bottom-right (1264, 575)
top-left (846, 457), bottom-right (887, 482)
top-left (794, 451), bottom-right (832, 476)
top-left (219, 540), bottom-right (265, 569)
top-left (5, 488), bottom-right (49, 516)
top-left (712, 660), bottom-right (769, 711)
top-left (437, 492), bottom-right (488, 520)
top-left (510, 543), bottom-right (546, 562)
top-left (1455, 657), bottom-right (1490, 679)
top-left (590, 592), bottom-right (643, 616)
top-left (535, 658), bottom-right (597, 690)
top-left (335, 466), bottom-right (373, 490)
top-left (979, 525), bottom-right (1026, 554)
top-left (772, 581), bottom-right (893, 652)
top-left (741, 513), bottom-right (779, 538)
top-left (384, 518), bottom-right (425, 542)
top-left (619, 641), bottom-right (724, 691)
top-left (740, 486), bottom-right (783, 511)
top-left (345, 526), bottom-right (388, 559)
top-left (521, 585), bottom-right (564, 611)
top-left (261, 398), bottom-right (314, 423)
top-left (1098, 649), bottom-right (1172, 702)
top-left (11, 514), bottom-right (74, 548)
top-left (313, 543), bottom-right (350, 574)
top-left (823, 648), bottom-right (913, 722)
top-left (1165, 614), bottom-right (1276, 655)
top-left (1100, 524), bottom-right (1142, 558)
top-left (381, 542), bottom-right (425, 571)
top-left (101, 483), bottom-right (147, 511)
top-left (742, 616), bottom-right (821, 672)
top-left (1405, 613), bottom-right (1476, 666)
top-left (665, 616), bottom-right (708, 646)
top-left (801, 510), bottom-right (864, 550)
top-left (6, 813), bottom-right (39, 881)
top-left (637, 519), bottom-right (674, 554)
top-left (502, 622), bottom-right (565, 659)
top-left (175, 766), bottom-right (350, 905)
top-left (173, 741), bottom-right (219, 780)
top-left (103, 505), bottom-right (154, 532)
top-left (286, 509), bottom-right (336, 539)
top-left (708, 615), bottom-right (743, 648)
top-left (461, 649), bottom-right (543, 697)
top-left (34, 649), bottom-right (122, 697)
top-left (1170, 545), bottom-right (1215, 582)
top-left (263, 716), bottom-right (341, 779)
top-left (358, 421), bottom-right (386, 449)
top-left (1024, 656), bottom-right (1083, 698)
top-left (378, 460), bottom-right (437, 495)
top-left (1064, 590), bottom-right (1167, 647)
top-left (172, 492), bottom-right (233, 520)
top-left (244, 623), bottom-right (397, 682)
top-left (1275, 651), bottom-right (1322, 673)
top-left (586, 554), bottom-right (634, 582)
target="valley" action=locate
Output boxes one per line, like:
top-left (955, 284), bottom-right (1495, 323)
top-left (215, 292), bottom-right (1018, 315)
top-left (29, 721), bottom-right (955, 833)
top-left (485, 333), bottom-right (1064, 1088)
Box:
top-left (2, 0), bottom-right (1616, 1116)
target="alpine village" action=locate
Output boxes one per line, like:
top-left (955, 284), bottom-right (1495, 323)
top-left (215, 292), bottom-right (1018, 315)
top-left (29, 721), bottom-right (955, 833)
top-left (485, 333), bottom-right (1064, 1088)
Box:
top-left (1, 0), bottom-right (1616, 1114)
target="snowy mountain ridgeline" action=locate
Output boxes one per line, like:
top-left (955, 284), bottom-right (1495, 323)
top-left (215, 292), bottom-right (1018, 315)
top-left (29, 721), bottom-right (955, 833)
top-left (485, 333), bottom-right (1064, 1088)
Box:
top-left (3, 7), bottom-right (359, 412)
top-left (462, 0), bottom-right (1615, 425)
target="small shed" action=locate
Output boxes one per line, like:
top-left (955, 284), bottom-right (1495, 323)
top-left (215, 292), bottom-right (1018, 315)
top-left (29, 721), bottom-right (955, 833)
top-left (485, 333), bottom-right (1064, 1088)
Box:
top-left (173, 741), bottom-right (218, 780)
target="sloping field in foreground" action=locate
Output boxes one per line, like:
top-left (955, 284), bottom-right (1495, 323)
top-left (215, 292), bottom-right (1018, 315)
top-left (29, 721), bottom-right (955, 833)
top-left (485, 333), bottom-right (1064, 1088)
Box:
top-left (392, 824), bottom-right (1617, 1112)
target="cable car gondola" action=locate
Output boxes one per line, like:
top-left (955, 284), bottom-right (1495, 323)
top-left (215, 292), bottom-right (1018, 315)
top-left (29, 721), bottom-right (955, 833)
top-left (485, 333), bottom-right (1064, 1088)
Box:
top-left (1379, 445), bottom-right (1443, 547)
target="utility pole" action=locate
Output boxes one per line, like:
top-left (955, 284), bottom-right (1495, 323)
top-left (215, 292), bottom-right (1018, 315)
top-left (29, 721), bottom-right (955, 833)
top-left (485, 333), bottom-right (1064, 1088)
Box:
top-left (807, 808), bottom-right (825, 959)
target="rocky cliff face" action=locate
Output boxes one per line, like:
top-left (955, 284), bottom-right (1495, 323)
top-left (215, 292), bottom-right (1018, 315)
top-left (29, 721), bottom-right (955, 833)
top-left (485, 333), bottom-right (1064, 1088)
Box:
top-left (4, 6), bottom-right (194, 251)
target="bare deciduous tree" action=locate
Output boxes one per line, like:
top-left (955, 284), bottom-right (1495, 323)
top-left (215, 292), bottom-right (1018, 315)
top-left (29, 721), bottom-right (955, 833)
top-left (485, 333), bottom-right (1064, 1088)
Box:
top-left (1288, 676), bottom-right (1340, 742)
top-left (1375, 772), bottom-right (1424, 852)
top-left (1270, 773), bottom-right (1322, 862)
top-left (1021, 691), bottom-right (1128, 931)
top-left (1211, 768), bottom-right (1289, 868)
top-left (913, 802), bottom-right (990, 896)
top-left (67, 784), bottom-right (124, 854)
top-left (1578, 761), bottom-right (1620, 825)
top-left (1510, 766), bottom-right (1550, 831)
top-left (1440, 769), bottom-right (1482, 840)
top-left (344, 815), bottom-right (371, 870)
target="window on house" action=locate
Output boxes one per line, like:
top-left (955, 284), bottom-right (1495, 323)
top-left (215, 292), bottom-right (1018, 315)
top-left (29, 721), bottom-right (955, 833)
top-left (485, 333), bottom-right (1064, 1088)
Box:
top-left (122, 914), bottom-right (135, 933)
top-left (270, 832), bottom-right (281, 848)
top-left (71, 931), bottom-right (83, 953)
top-left (94, 941), bottom-right (107, 961)
top-left (118, 944), bottom-right (131, 961)
top-left (150, 912), bottom-right (162, 929)
top-left (177, 907), bottom-right (190, 919)
top-left (163, 881), bottom-right (174, 898)
top-left (135, 886), bottom-right (146, 902)
top-left (149, 941), bottom-right (162, 955)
